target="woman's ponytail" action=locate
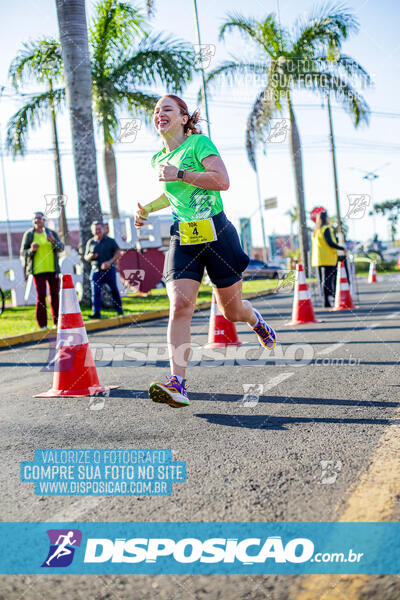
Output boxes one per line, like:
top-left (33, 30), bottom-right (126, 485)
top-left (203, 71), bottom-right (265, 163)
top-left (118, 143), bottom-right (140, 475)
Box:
top-left (184, 108), bottom-right (202, 135)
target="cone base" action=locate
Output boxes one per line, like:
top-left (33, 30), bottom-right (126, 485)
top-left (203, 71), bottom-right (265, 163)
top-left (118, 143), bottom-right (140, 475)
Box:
top-left (35, 385), bottom-right (119, 398)
top-left (331, 305), bottom-right (355, 311)
top-left (285, 319), bottom-right (321, 326)
top-left (204, 341), bottom-right (243, 348)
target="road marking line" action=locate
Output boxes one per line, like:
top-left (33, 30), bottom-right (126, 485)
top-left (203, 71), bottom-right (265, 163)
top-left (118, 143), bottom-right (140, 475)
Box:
top-left (264, 372), bottom-right (295, 391)
top-left (318, 343), bottom-right (345, 356)
top-left (365, 323), bottom-right (380, 330)
top-left (385, 312), bottom-right (400, 319)
top-left (290, 412), bottom-right (400, 600)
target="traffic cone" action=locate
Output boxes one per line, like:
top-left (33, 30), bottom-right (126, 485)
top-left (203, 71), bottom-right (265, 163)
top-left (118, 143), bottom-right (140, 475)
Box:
top-left (286, 263), bottom-right (319, 325)
top-left (35, 274), bottom-right (118, 397)
top-left (368, 260), bottom-right (377, 283)
top-left (332, 262), bottom-right (355, 311)
top-left (205, 291), bottom-right (242, 348)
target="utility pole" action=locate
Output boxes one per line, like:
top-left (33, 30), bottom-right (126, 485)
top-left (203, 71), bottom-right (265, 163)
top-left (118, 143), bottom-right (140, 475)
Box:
top-left (193, 0), bottom-right (211, 138)
top-left (50, 84), bottom-right (69, 245)
top-left (0, 88), bottom-right (13, 259)
top-left (350, 163), bottom-right (390, 237)
top-left (255, 164), bottom-right (268, 262)
top-left (327, 95), bottom-right (342, 234)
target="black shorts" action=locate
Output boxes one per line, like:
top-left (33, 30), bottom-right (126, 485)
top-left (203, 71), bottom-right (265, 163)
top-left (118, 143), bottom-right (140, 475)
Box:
top-left (163, 211), bottom-right (250, 288)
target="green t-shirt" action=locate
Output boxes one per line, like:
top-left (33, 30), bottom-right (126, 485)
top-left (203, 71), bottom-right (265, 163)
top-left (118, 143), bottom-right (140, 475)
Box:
top-left (33, 232), bottom-right (55, 274)
top-left (151, 134), bottom-right (224, 222)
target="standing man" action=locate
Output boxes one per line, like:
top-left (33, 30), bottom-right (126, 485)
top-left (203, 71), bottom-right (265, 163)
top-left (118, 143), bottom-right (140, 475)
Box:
top-left (84, 221), bottom-right (123, 319)
top-left (20, 211), bottom-right (64, 329)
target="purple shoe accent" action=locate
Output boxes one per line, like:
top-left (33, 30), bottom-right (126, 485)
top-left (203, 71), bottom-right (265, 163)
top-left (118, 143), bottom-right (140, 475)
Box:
top-left (252, 310), bottom-right (277, 350)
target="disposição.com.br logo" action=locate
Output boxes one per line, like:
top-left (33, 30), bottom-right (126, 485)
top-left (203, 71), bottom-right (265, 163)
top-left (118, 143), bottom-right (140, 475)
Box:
top-left (41, 529), bottom-right (82, 568)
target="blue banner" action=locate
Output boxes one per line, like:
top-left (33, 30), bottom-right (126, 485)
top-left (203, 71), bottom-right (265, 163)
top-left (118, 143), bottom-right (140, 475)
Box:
top-left (0, 522), bottom-right (399, 574)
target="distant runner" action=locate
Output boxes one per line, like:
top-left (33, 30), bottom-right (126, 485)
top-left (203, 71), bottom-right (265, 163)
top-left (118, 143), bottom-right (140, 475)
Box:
top-left (135, 94), bottom-right (276, 408)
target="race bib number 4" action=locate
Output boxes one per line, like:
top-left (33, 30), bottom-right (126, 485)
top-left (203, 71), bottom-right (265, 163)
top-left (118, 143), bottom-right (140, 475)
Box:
top-left (178, 218), bottom-right (217, 245)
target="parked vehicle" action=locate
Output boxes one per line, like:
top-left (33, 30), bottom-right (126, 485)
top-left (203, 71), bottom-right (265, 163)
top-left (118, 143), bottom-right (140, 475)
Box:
top-left (244, 259), bottom-right (287, 280)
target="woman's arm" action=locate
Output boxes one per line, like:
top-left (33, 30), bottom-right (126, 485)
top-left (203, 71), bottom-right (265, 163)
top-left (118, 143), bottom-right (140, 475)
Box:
top-left (20, 230), bottom-right (34, 258)
top-left (143, 193), bottom-right (170, 214)
top-left (324, 228), bottom-right (345, 251)
top-left (158, 155), bottom-right (230, 191)
top-left (84, 240), bottom-right (97, 262)
top-left (134, 193), bottom-right (170, 227)
top-left (47, 229), bottom-right (64, 253)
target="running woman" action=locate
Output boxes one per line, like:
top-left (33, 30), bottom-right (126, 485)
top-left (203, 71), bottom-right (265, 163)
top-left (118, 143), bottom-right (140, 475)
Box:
top-left (135, 94), bottom-right (276, 408)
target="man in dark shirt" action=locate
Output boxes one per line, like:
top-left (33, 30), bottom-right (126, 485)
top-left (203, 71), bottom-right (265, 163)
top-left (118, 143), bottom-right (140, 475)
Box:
top-left (84, 221), bottom-right (123, 318)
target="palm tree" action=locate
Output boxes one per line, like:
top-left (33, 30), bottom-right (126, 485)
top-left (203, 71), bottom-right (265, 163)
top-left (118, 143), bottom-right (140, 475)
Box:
top-left (204, 5), bottom-right (370, 274)
top-left (7, 0), bottom-right (194, 219)
top-left (89, 0), bottom-right (194, 218)
top-left (7, 39), bottom-right (69, 243)
top-left (55, 0), bottom-right (102, 304)
top-left (373, 199), bottom-right (400, 242)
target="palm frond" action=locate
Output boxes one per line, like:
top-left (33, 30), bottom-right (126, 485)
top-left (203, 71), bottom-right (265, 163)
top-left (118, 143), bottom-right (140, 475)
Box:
top-left (298, 70), bottom-right (370, 126)
top-left (220, 13), bottom-right (279, 57)
top-left (110, 33), bottom-right (194, 92)
top-left (201, 60), bottom-right (268, 102)
top-left (259, 14), bottom-right (288, 55)
top-left (245, 86), bottom-right (278, 170)
top-left (8, 38), bottom-right (63, 88)
top-left (90, 0), bottom-right (147, 71)
top-left (115, 90), bottom-right (159, 125)
top-left (332, 54), bottom-right (371, 85)
top-left (292, 3), bottom-right (359, 57)
top-left (6, 88), bottom-right (65, 156)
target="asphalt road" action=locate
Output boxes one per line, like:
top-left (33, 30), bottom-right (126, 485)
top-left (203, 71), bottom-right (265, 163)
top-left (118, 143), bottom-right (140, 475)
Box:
top-left (1, 276), bottom-right (400, 599)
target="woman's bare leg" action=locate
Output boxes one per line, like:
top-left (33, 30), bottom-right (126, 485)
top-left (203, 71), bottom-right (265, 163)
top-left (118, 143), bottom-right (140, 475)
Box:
top-left (214, 280), bottom-right (257, 325)
top-left (166, 278), bottom-right (201, 378)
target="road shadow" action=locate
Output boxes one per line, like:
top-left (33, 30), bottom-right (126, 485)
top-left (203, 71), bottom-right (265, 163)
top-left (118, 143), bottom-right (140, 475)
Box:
top-left (187, 392), bottom-right (399, 408)
top-left (195, 413), bottom-right (400, 430)
top-left (285, 325), bottom-right (400, 333)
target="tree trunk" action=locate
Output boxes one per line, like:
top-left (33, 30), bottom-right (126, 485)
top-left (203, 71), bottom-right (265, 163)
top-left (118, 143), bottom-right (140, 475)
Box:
top-left (55, 0), bottom-right (102, 305)
top-left (49, 82), bottom-right (69, 245)
top-left (104, 142), bottom-right (120, 219)
top-left (287, 94), bottom-right (309, 275)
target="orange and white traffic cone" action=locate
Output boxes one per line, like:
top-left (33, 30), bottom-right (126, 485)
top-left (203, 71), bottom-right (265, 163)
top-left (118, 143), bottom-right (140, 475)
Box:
top-left (332, 262), bottom-right (355, 311)
top-left (286, 263), bottom-right (319, 325)
top-left (205, 291), bottom-right (242, 348)
top-left (35, 274), bottom-right (118, 397)
top-left (368, 260), bottom-right (377, 283)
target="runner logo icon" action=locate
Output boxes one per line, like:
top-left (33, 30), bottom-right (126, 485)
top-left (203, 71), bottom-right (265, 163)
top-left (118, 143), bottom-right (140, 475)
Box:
top-left (41, 529), bottom-right (82, 568)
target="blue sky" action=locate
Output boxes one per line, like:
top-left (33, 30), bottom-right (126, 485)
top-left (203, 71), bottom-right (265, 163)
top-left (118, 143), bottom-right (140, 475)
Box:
top-left (0, 0), bottom-right (399, 244)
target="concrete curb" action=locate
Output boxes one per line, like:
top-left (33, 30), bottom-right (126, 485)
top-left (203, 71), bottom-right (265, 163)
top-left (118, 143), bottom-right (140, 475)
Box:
top-left (0, 289), bottom-right (275, 350)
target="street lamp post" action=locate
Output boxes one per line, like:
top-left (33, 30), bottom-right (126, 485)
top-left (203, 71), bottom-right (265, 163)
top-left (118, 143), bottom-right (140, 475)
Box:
top-left (0, 126), bottom-right (13, 259)
top-left (193, 0), bottom-right (211, 139)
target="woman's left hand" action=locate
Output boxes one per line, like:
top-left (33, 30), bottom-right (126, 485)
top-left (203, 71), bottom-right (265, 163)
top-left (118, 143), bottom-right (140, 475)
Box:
top-left (47, 232), bottom-right (55, 243)
top-left (158, 162), bottom-right (178, 182)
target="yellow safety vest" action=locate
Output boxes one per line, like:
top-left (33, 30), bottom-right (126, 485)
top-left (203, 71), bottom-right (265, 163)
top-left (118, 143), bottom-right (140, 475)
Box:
top-left (311, 225), bottom-right (338, 267)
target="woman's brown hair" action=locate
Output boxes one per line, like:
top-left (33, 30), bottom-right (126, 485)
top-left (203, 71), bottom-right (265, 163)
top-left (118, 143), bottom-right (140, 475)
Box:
top-left (160, 94), bottom-right (202, 135)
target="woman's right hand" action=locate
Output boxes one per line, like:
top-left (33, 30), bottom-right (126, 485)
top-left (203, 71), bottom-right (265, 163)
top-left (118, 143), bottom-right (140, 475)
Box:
top-left (134, 202), bottom-right (149, 228)
top-left (31, 242), bottom-right (39, 252)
